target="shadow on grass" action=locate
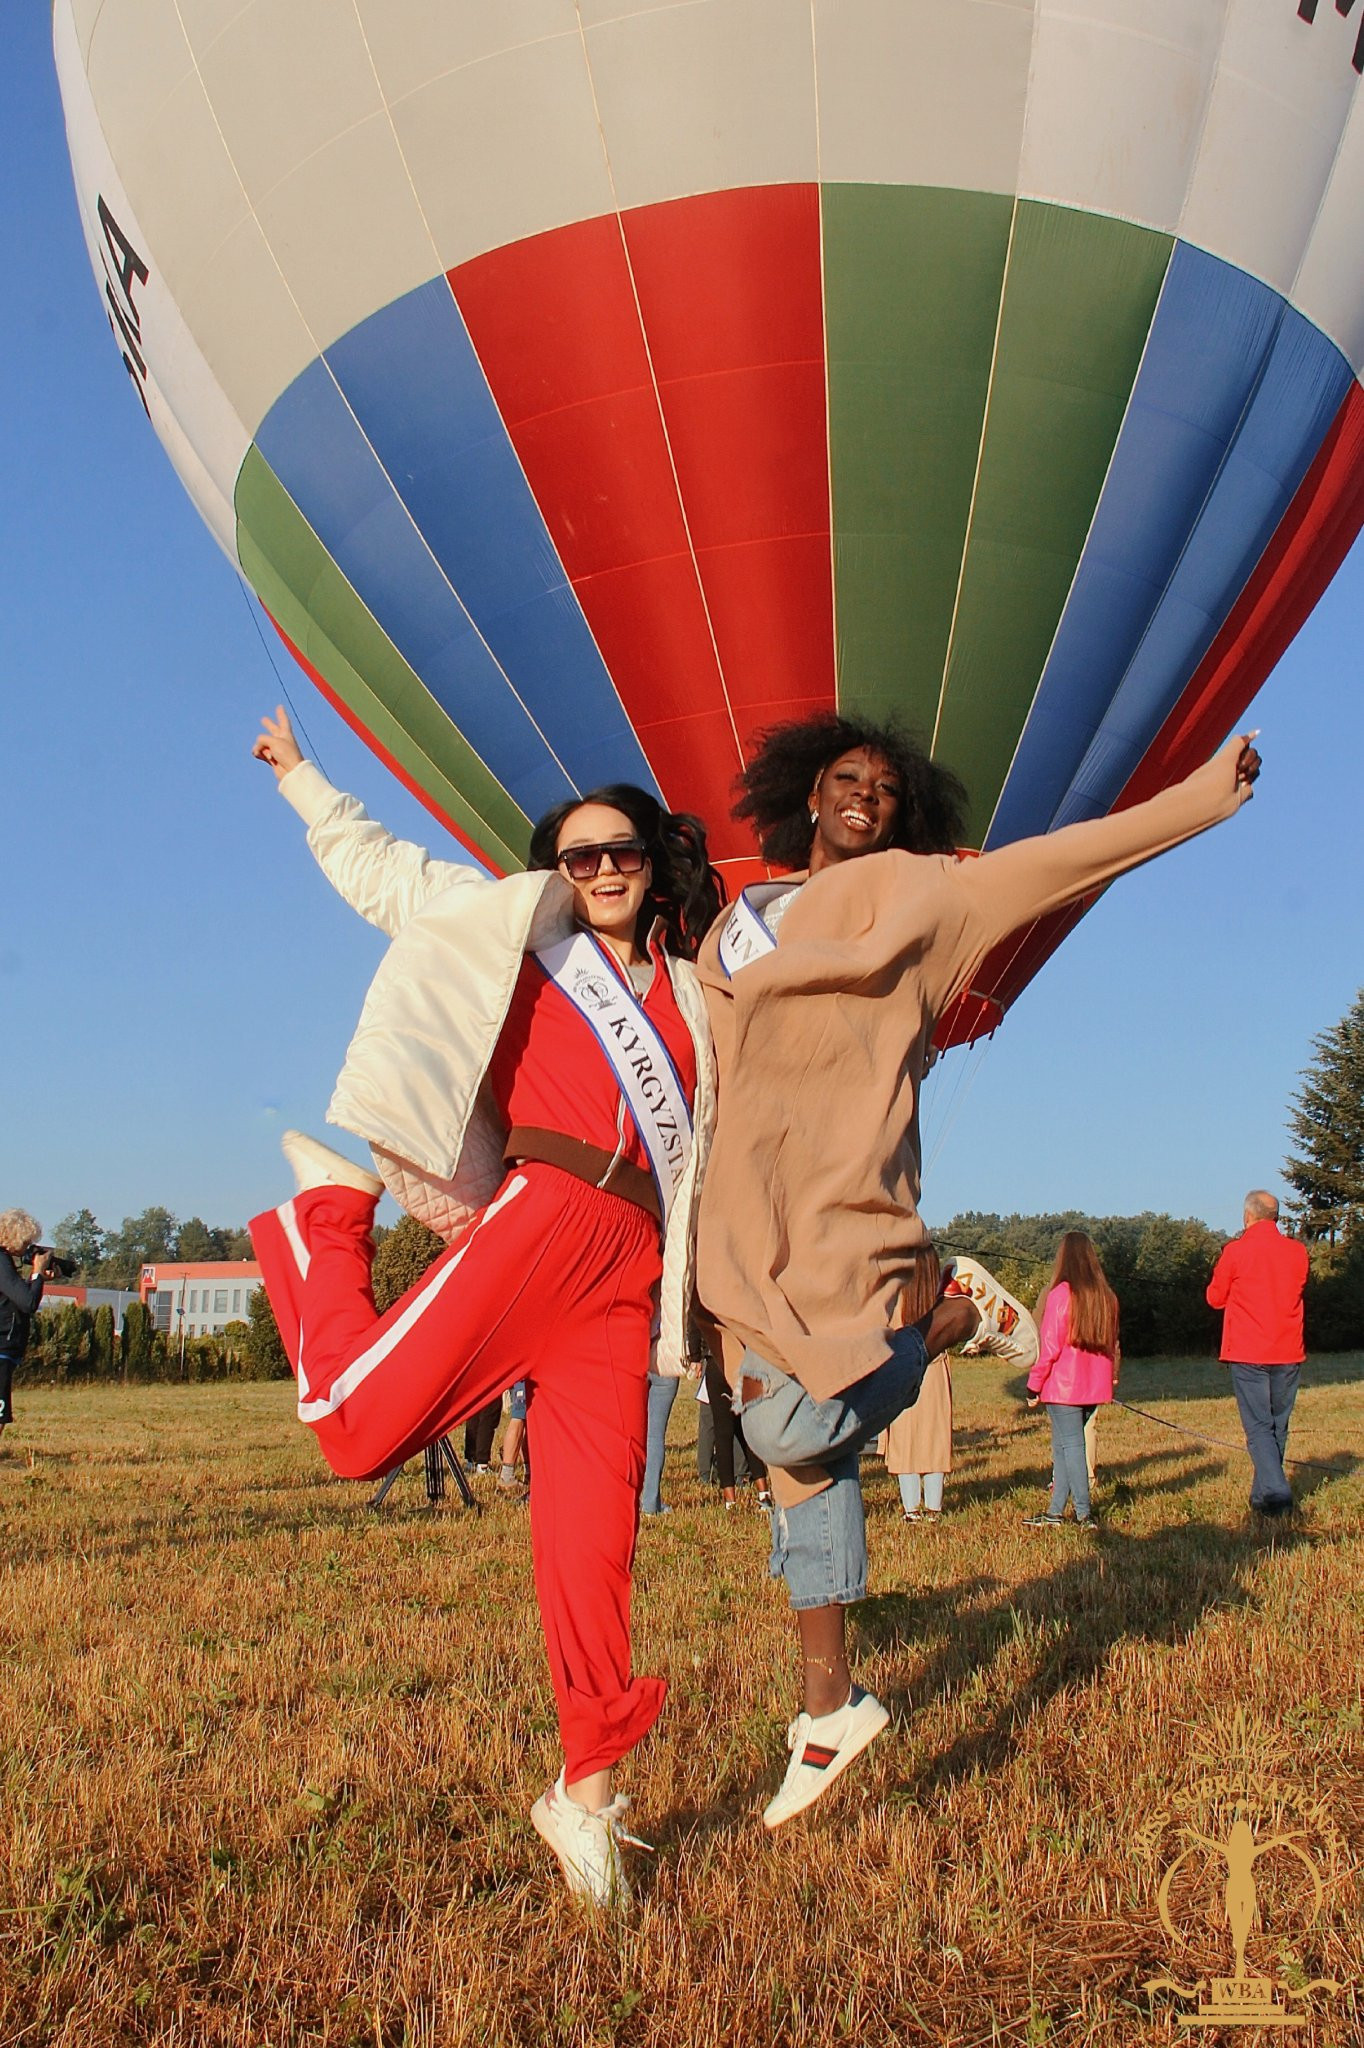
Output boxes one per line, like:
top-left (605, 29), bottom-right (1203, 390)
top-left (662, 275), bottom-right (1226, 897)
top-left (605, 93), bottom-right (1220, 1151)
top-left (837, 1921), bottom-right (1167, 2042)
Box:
top-left (934, 1441), bottom-right (1227, 1515)
top-left (993, 1354), bottom-right (1364, 1405)
top-left (871, 1508), bottom-right (1343, 1797)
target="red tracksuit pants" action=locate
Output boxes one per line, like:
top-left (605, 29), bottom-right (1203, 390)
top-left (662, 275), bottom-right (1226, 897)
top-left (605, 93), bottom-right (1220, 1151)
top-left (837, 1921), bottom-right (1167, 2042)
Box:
top-left (250, 1163), bottom-right (665, 1779)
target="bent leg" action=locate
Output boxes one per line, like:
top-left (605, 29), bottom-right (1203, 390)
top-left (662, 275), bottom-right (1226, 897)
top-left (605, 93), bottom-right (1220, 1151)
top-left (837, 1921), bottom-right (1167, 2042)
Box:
top-left (739, 1325), bottom-right (931, 1477)
top-left (252, 1172), bottom-right (559, 1481)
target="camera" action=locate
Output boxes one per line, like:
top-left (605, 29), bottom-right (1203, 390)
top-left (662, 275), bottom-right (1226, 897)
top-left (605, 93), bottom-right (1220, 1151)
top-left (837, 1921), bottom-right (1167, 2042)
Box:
top-left (30, 1246), bottom-right (78, 1279)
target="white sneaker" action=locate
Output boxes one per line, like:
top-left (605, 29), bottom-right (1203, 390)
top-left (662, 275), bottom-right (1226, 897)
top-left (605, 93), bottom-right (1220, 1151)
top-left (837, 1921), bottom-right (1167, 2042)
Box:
top-left (761, 1687), bottom-right (890, 1830)
top-left (282, 1129), bottom-right (383, 1200)
top-left (941, 1256), bottom-right (1039, 1369)
top-left (530, 1772), bottom-right (650, 1908)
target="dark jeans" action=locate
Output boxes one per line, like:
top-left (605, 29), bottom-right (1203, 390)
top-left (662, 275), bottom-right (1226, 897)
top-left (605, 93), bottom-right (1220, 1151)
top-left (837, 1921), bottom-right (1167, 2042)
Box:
top-left (703, 1353), bottom-right (766, 1490)
top-left (463, 1394), bottom-right (502, 1467)
top-left (1228, 1362), bottom-right (1299, 1512)
top-left (0, 1350), bottom-right (15, 1426)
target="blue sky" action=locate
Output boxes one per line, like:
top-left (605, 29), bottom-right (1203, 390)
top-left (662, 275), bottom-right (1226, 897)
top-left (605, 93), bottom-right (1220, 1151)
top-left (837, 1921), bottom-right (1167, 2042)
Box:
top-left (5, 9), bottom-right (1362, 1248)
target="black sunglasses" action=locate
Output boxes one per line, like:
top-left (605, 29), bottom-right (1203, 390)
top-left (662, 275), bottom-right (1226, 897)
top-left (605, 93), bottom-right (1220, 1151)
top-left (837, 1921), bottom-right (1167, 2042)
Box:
top-left (556, 838), bottom-right (648, 882)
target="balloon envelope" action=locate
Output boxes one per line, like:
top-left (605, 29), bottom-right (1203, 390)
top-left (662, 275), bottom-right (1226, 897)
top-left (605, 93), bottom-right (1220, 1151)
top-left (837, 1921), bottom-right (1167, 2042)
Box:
top-left (56, 0), bottom-right (1364, 1042)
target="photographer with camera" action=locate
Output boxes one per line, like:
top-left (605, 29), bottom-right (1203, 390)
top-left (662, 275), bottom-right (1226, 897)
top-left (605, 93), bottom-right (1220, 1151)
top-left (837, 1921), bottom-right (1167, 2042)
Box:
top-left (0, 1210), bottom-right (59, 1437)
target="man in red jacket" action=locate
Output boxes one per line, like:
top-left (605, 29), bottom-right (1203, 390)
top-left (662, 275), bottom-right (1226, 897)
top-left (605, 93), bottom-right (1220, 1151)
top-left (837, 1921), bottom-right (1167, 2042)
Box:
top-left (1206, 1191), bottom-right (1310, 1518)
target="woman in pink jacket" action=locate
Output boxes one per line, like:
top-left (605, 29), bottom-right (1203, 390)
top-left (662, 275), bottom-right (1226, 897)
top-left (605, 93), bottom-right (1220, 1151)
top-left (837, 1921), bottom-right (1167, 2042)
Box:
top-left (1024, 1232), bottom-right (1119, 1530)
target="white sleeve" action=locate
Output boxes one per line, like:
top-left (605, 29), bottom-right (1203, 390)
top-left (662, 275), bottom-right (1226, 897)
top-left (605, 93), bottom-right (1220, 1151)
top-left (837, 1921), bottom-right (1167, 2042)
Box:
top-left (279, 760), bottom-right (486, 936)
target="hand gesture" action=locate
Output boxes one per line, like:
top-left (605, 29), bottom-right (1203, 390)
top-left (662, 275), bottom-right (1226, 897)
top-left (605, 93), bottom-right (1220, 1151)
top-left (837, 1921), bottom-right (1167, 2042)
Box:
top-left (1234, 730), bottom-right (1261, 792)
top-left (253, 705), bottom-right (303, 782)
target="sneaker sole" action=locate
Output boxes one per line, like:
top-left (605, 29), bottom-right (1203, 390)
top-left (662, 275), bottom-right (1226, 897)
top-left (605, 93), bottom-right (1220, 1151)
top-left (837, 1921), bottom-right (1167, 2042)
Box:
top-left (761, 1697), bottom-right (891, 1830)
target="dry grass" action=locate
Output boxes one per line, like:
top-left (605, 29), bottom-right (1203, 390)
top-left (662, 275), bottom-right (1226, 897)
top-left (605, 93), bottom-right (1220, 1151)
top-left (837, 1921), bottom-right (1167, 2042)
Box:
top-left (0, 1357), bottom-right (1360, 2048)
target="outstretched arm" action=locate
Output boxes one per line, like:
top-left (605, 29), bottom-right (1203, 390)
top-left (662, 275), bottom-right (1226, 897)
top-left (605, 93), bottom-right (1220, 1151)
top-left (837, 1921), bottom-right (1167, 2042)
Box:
top-left (252, 706), bottom-right (482, 936)
top-left (952, 734), bottom-right (1259, 964)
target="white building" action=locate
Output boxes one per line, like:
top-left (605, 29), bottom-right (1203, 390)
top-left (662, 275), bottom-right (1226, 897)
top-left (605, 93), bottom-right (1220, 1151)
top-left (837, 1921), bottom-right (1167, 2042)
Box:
top-left (139, 1260), bottom-right (264, 1337)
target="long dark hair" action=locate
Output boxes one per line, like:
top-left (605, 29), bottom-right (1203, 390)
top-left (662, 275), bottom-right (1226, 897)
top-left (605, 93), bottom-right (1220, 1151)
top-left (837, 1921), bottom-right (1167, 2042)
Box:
top-left (1050, 1231), bottom-right (1120, 1359)
top-left (529, 784), bottom-right (724, 962)
top-left (733, 713), bottom-right (968, 868)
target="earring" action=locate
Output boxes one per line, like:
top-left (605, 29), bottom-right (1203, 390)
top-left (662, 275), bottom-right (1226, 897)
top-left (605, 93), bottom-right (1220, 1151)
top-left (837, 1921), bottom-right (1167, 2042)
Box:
top-left (809, 809), bottom-right (818, 825)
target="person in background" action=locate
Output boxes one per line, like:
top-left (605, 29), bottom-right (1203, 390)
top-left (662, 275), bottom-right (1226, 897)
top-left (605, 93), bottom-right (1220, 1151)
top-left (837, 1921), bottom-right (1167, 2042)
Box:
top-left (464, 1393), bottom-right (502, 1474)
top-left (0, 1211), bottom-right (53, 1439)
top-left (641, 1368), bottom-right (679, 1517)
top-left (498, 1381), bottom-right (530, 1499)
top-left (1206, 1190), bottom-right (1309, 1519)
top-left (1032, 1275), bottom-right (1117, 1496)
top-left (880, 1346), bottom-right (952, 1522)
top-left (703, 1347), bottom-right (772, 1512)
top-left (1023, 1232), bottom-right (1119, 1530)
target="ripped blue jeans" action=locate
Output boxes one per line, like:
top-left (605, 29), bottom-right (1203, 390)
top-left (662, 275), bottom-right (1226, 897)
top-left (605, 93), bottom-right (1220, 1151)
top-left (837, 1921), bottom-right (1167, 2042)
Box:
top-left (734, 1328), bottom-right (930, 1610)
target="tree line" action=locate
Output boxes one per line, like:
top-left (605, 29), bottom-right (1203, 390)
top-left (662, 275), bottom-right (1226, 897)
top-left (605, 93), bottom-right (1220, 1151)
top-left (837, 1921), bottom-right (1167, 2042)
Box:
top-left (23, 1290), bottom-right (288, 1386)
top-left (50, 1206), bottom-right (254, 1288)
top-left (933, 983), bottom-right (1364, 1355)
top-left (21, 1214), bottom-right (434, 1388)
top-left (34, 986), bottom-right (1362, 1367)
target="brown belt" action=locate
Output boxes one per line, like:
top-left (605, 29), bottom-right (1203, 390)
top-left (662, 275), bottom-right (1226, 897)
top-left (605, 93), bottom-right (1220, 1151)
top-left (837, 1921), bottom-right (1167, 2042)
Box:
top-left (503, 1125), bottom-right (661, 1223)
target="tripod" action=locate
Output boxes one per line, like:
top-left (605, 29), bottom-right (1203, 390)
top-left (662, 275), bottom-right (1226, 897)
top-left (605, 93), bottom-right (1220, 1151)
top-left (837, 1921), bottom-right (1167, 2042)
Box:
top-left (368, 1435), bottom-right (478, 1511)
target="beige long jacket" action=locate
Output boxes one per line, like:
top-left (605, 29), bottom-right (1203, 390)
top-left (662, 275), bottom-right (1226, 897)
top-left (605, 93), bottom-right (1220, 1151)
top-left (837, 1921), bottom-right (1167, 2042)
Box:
top-left (280, 762), bottom-right (717, 1375)
top-left (697, 739), bottom-right (1250, 1406)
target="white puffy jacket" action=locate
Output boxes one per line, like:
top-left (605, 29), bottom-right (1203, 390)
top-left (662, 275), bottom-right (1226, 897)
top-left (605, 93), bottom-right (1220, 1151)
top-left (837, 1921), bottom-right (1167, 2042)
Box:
top-left (280, 761), bottom-right (717, 1375)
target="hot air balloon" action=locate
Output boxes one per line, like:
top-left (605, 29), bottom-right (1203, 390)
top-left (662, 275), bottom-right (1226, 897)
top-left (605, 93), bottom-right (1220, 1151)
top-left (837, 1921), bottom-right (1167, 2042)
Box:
top-left (55, 0), bottom-right (1364, 1045)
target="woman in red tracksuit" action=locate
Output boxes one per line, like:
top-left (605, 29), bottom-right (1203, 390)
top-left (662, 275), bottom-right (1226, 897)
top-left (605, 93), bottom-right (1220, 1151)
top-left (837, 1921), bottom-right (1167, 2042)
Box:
top-left (249, 710), bottom-right (720, 1907)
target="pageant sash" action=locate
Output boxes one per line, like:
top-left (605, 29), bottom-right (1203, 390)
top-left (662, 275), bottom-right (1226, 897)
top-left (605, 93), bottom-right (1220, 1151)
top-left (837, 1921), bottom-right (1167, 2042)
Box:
top-left (716, 884), bottom-right (792, 979)
top-left (533, 932), bottom-right (693, 1227)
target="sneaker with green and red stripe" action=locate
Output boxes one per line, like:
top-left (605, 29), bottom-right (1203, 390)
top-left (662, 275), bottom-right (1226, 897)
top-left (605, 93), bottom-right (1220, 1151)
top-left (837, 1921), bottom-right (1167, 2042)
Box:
top-left (761, 1686), bottom-right (890, 1829)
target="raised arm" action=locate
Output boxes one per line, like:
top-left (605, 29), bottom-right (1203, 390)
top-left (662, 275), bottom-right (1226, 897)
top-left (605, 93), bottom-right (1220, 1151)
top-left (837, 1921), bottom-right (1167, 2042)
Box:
top-left (952, 734), bottom-right (1259, 964)
top-left (0, 1251), bottom-right (47, 1319)
top-left (253, 706), bottom-right (483, 936)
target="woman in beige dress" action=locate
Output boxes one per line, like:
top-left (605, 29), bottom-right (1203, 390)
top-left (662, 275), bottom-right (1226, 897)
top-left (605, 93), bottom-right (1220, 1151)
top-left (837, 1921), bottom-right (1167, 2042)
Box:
top-left (881, 1351), bottom-right (952, 1520)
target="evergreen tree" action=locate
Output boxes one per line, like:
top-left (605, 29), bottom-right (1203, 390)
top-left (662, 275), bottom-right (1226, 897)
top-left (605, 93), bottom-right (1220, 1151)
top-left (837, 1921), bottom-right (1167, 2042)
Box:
top-left (243, 1287), bottom-right (289, 1380)
top-left (119, 1300), bottom-right (158, 1377)
top-left (90, 1303), bottom-right (116, 1377)
top-left (372, 1214), bottom-right (444, 1312)
top-left (175, 1216), bottom-right (225, 1261)
top-left (53, 1208), bottom-right (104, 1277)
top-left (1285, 989), bottom-right (1364, 1243)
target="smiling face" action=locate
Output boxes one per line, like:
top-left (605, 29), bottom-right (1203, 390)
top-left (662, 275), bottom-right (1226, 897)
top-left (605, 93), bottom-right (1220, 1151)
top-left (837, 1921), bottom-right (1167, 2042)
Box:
top-left (555, 801), bottom-right (653, 956)
top-left (807, 748), bottom-right (903, 871)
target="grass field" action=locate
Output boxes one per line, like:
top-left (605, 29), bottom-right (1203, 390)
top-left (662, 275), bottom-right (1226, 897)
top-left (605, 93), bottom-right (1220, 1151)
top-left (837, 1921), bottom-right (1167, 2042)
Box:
top-left (0, 1357), bottom-right (1360, 2047)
